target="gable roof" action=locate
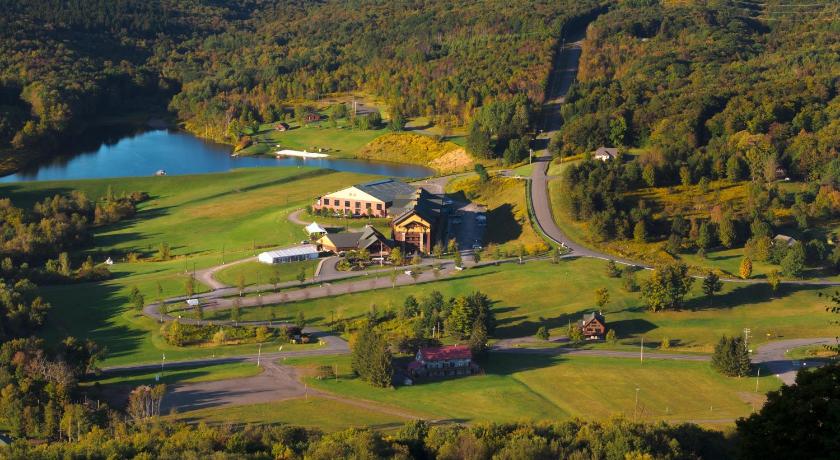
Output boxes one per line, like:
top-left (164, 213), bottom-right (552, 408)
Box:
top-left (358, 225), bottom-right (392, 250)
top-left (323, 231), bottom-right (364, 248)
top-left (355, 179), bottom-right (417, 203)
top-left (392, 189), bottom-right (442, 225)
top-left (306, 222), bottom-right (327, 234)
top-left (594, 147), bottom-right (619, 158)
top-left (773, 234), bottom-right (797, 246)
top-left (582, 312), bottom-right (606, 326)
top-left (419, 345), bottom-right (472, 361)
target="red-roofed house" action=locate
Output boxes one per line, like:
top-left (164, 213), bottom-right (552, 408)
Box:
top-left (407, 345), bottom-right (478, 378)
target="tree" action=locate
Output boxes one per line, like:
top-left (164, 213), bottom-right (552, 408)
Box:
top-left (536, 326), bottom-right (550, 341)
top-left (767, 269), bottom-right (781, 295)
top-left (474, 164), bottom-right (489, 183)
top-left (296, 311), bottom-right (307, 329)
top-left (679, 166), bottom-right (691, 188)
top-left (633, 220), bottom-right (647, 243)
top-left (231, 300), bottom-right (241, 323)
top-left (640, 263), bottom-right (694, 312)
top-left (351, 322), bottom-right (392, 388)
top-left (567, 322), bottom-right (584, 344)
top-left (606, 329), bottom-right (617, 345)
top-left (432, 244), bottom-right (443, 259)
top-left (410, 253), bottom-right (422, 266)
top-left (468, 320), bottom-right (488, 356)
top-left (269, 272), bottom-right (280, 292)
top-left (466, 122), bottom-right (492, 158)
top-left (388, 107), bottom-right (405, 131)
top-left (606, 259), bottom-right (621, 277)
top-left (736, 363), bottom-right (840, 460)
top-left (739, 256), bottom-right (753, 280)
top-left (126, 384), bottom-right (166, 422)
top-left (697, 221), bottom-right (713, 250)
top-left (185, 276), bottom-right (195, 298)
top-left (453, 250), bottom-right (462, 268)
top-left (297, 266), bottom-right (307, 284)
top-left (595, 288), bottom-right (610, 309)
top-left (389, 247), bottom-right (404, 266)
top-left (711, 335), bottom-right (750, 377)
top-left (702, 272), bottom-right (723, 299)
top-left (718, 216), bottom-right (736, 248)
top-left (642, 164), bottom-right (656, 187)
top-left (447, 238), bottom-right (458, 254)
top-left (781, 242), bottom-right (806, 278)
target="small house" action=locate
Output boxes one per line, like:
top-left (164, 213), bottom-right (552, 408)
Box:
top-left (275, 122), bottom-right (290, 131)
top-left (773, 234), bottom-right (797, 248)
top-left (258, 244), bottom-right (320, 264)
top-left (407, 345), bottom-right (478, 378)
top-left (303, 113), bottom-right (322, 123)
top-left (581, 312), bottom-right (607, 340)
top-left (593, 147), bottom-right (620, 161)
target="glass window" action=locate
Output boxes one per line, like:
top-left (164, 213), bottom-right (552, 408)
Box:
top-left (376, 203), bottom-right (382, 210)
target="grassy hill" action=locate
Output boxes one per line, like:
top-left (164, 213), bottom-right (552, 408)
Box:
top-left (356, 132), bottom-right (474, 174)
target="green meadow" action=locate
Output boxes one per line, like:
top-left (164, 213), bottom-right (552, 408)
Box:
top-left (207, 258), bottom-right (838, 353)
top-left (87, 361), bottom-right (263, 387)
top-left (0, 167), bottom-right (373, 366)
top-left (287, 353), bottom-right (780, 425)
top-left (239, 121), bottom-right (386, 157)
top-left (214, 259), bottom-right (319, 289)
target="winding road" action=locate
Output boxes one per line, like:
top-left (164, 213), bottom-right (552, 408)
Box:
top-left (100, 21), bottom-right (837, 418)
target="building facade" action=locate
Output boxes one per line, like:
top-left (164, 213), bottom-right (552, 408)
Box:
top-left (313, 179), bottom-right (417, 218)
top-left (406, 345), bottom-right (478, 378)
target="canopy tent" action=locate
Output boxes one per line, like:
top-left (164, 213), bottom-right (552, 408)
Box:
top-left (305, 222), bottom-right (328, 235)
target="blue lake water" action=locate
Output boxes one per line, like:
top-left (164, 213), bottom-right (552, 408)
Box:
top-left (0, 129), bottom-right (434, 182)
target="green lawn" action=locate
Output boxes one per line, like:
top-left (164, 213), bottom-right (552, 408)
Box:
top-left (168, 397), bottom-right (410, 432)
top-left (290, 353), bottom-right (780, 425)
top-left (203, 258), bottom-right (839, 353)
top-left (214, 260), bottom-right (318, 289)
top-left (239, 121), bottom-right (386, 157)
top-left (86, 361), bottom-right (263, 387)
top-left (0, 167), bottom-right (375, 366)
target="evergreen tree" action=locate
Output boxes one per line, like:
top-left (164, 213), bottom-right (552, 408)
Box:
top-left (711, 335), bottom-right (751, 377)
top-left (702, 271), bottom-right (722, 299)
top-left (606, 259), bottom-right (621, 278)
top-left (466, 122), bottom-right (492, 158)
top-left (468, 320), bottom-right (488, 356)
top-left (640, 263), bottom-right (694, 312)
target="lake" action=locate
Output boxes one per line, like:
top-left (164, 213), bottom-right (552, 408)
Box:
top-left (0, 128), bottom-right (434, 182)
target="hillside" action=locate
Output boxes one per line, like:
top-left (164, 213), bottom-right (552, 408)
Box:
top-left (356, 133), bottom-right (473, 173)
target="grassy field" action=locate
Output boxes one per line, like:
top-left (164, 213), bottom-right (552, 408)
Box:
top-left (289, 353), bottom-right (780, 425)
top-left (448, 175), bottom-right (546, 253)
top-left (0, 167), bottom-right (375, 366)
top-left (238, 121), bottom-right (386, 158)
top-left (214, 260), bottom-right (318, 289)
top-left (204, 258), bottom-right (839, 353)
top-left (168, 397), bottom-right (410, 432)
top-left (86, 362), bottom-right (263, 387)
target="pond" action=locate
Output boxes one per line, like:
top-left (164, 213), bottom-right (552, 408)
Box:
top-left (0, 128), bottom-right (434, 182)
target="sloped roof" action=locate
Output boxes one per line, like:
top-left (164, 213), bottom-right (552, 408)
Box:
top-left (358, 225), bottom-right (392, 250)
top-left (306, 222), bottom-right (327, 234)
top-left (419, 345), bottom-right (472, 361)
top-left (259, 244), bottom-right (319, 259)
top-left (324, 232), bottom-right (363, 248)
top-left (595, 147), bottom-right (619, 158)
top-left (582, 312), bottom-right (606, 326)
top-left (356, 179), bottom-right (417, 203)
top-left (392, 189), bottom-right (442, 225)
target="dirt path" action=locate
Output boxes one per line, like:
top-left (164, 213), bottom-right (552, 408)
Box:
top-left (194, 256), bottom-right (256, 290)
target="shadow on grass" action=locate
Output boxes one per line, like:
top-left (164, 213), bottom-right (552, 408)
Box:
top-left (685, 282), bottom-right (824, 311)
top-left (494, 307), bottom-right (597, 338)
top-left (485, 203), bottom-right (521, 244)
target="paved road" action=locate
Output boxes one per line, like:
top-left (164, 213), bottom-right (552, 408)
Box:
top-left (751, 337), bottom-right (836, 385)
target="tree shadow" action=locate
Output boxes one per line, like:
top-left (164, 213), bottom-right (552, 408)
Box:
top-left (485, 204), bottom-right (521, 244)
top-left (685, 282), bottom-right (824, 311)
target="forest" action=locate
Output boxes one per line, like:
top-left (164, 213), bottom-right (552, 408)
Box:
top-left (554, 0), bottom-right (839, 270)
top-left (0, 0), bottom-right (603, 167)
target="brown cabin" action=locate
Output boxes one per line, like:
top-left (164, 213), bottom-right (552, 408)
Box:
top-left (303, 113), bottom-right (322, 123)
top-left (581, 312), bottom-right (607, 340)
top-left (275, 122), bottom-right (290, 131)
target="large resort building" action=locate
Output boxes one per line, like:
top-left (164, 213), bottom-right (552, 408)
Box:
top-left (314, 179), bottom-right (443, 255)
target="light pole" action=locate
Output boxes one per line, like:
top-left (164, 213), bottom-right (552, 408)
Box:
top-left (161, 353), bottom-right (166, 374)
top-left (257, 343), bottom-right (262, 367)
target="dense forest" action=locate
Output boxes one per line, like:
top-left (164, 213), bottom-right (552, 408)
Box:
top-left (0, 0), bottom-right (603, 168)
top-left (554, 0), bottom-right (840, 270)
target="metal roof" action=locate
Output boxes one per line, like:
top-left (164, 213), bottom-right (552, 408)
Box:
top-left (356, 179), bottom-right (416, 203)
top-left (259, 244), bottom-right (319, 259)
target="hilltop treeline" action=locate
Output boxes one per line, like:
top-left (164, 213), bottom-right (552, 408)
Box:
top-left (0, 0), bottom-right (602, 162)
top-left (554, 1), bottom-right (840, 267)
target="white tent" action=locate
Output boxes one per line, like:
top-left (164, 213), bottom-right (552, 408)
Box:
top-left (305, 221), bottom-right (327, 235)
top-left (258, 244), bottom-right (320, 264)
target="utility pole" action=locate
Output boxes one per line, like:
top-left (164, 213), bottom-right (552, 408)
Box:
top-left (161, 353), bottom-right (166, 373)
top-left (257, 343), bottom-right (262, 367)
top-left (755, 367), bottom-right (761, 393)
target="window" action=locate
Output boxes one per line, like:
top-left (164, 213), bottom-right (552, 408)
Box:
top-left (333, 199), bottom-right (340, 206)
top-left (366, 202), bottom-right (372, 209)
top-left (376, 203), bottom-right (382, 210)
top-left (355, 201), bottom-right (361, 208)
top-left (345, 200), bottom-right (350, 207)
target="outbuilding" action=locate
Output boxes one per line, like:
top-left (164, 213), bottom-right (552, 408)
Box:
top-left (258, 244), bottom-right (320, 264)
